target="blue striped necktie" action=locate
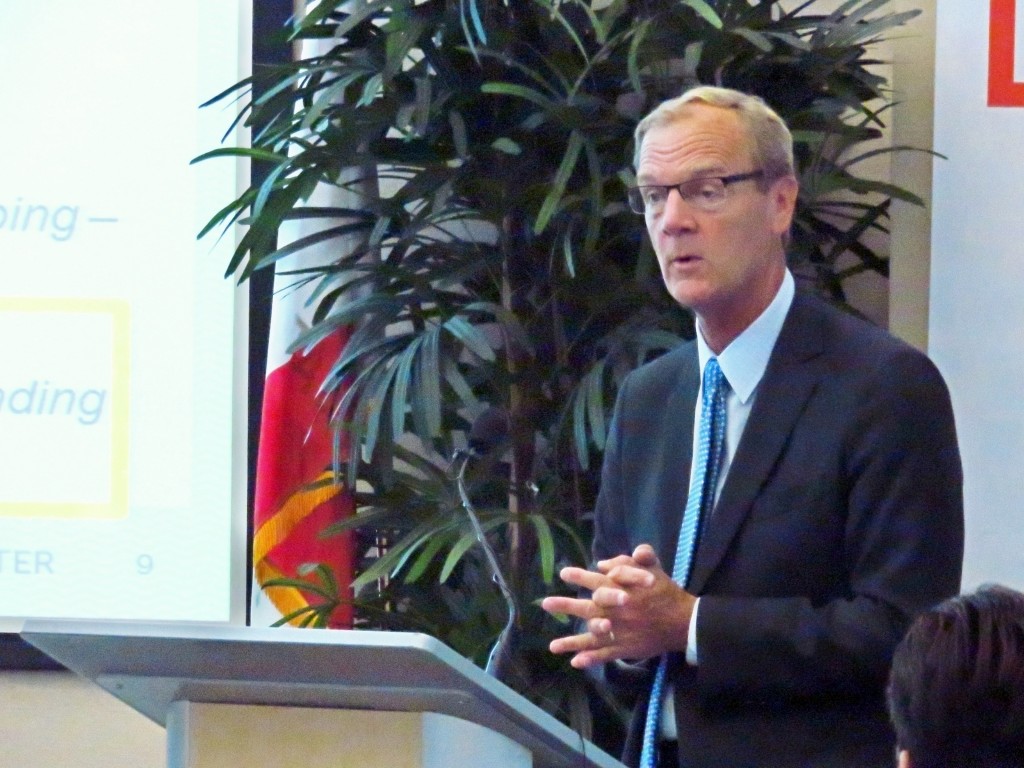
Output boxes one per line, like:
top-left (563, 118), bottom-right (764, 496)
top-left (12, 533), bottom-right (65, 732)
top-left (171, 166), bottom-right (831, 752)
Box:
top-left (639, 358), bottom-right (728, 768)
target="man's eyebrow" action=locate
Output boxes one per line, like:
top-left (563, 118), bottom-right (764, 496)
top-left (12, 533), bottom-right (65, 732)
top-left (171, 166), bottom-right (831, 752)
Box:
top-left (636, 164), bottom-right (729, 185)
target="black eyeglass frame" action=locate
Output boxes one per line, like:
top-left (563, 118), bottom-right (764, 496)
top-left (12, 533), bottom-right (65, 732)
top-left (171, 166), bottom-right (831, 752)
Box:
top-left (626, 170), bottom-right (766, 214)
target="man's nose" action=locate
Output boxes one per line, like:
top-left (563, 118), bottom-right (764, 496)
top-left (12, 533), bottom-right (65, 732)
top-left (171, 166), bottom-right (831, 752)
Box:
top-left (659, 187), bottom-right (698, 232)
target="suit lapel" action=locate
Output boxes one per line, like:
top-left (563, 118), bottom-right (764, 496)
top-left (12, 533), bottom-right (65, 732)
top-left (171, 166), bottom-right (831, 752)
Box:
top-left (687, 293), bottom-right (826, 594)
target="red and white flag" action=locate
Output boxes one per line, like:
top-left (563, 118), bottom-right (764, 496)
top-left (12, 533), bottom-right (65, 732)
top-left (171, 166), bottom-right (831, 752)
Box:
top-left (251, 285), bottom-right (355, 626)
top-left (249, 46), bottom-right (361, 626)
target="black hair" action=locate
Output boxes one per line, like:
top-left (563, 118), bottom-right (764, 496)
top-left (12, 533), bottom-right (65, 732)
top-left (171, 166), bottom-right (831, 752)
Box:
top-left (887, 585), bottom-right (1024, 767)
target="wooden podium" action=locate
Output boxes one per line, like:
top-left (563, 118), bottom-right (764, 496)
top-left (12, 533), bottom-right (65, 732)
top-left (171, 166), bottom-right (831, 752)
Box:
top-left (20, 621), bottom-right (626, 768)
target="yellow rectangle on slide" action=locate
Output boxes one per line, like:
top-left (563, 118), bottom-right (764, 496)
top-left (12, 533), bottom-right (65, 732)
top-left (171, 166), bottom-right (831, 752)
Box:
top-left (0, 298), bottom-right (129, 517)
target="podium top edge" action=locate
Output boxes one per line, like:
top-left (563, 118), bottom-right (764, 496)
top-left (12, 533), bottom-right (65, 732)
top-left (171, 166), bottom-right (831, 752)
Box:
top-left (20, 619), bottom-right (469, 675)
top-left (20, 619), bottom-right (441, 649)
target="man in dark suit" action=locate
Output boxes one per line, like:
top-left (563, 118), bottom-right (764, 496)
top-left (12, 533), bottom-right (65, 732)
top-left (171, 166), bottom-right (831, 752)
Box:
top-left (541, 86), bottom-right (963, 768)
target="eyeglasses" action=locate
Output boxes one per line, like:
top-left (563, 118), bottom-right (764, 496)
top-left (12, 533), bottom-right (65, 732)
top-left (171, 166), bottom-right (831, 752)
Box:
top-left (626, 170), bottom-right (765, 215)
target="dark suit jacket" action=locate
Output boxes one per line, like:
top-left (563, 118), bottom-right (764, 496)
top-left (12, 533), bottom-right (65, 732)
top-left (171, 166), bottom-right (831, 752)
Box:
top-left (593, 291), bottom-right (964, 768)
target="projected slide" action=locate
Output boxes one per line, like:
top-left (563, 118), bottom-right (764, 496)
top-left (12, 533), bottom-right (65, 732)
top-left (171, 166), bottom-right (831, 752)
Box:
top-left (0, 1), bottom-right (246, 623)
top-left (0, 300), bottom-right (128, 516)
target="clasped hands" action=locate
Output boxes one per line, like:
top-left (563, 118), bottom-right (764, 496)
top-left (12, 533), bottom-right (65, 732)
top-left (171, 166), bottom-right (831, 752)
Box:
top-left (540, 544), bottom-right (696, 669)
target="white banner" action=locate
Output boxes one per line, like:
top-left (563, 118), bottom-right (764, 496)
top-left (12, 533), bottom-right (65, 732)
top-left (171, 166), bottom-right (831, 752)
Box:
top-left (931, 0), bottom-right (1024, 589)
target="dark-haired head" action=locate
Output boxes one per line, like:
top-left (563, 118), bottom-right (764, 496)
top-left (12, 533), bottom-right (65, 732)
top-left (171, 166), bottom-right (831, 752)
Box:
top-left (887, 584), bottom-right (1024, 768)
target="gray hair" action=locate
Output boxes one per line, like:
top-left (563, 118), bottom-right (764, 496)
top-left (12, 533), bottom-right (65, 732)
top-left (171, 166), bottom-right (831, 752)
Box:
top-left (633, 86), bottom-right (795, 184)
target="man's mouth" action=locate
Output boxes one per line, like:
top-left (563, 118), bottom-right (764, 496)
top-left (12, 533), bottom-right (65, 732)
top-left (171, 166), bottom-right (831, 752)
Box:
top-left (670, 254), bottom-right (700, 264)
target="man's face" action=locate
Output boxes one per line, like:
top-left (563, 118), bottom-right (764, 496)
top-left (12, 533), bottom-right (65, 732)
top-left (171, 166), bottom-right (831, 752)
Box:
top-left (636, 104), bottom-right (797, 336)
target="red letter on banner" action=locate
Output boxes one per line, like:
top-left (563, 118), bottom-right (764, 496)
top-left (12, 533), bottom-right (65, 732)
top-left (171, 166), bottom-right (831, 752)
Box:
top-left (990, 0), bottom-right (1024, 106)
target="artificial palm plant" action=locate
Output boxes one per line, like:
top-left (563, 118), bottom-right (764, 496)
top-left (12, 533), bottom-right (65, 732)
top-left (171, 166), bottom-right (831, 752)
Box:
top-left (198, 0), bottom-right (923, 734)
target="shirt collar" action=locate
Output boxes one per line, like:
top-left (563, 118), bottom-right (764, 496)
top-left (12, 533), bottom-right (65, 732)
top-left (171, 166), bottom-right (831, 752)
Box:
top-left (696, 269), bottom-right (795, 404)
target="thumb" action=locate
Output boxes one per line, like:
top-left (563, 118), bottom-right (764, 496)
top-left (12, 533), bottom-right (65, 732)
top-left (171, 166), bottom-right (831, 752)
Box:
top-left (632, 543), bottom-right (661, 569)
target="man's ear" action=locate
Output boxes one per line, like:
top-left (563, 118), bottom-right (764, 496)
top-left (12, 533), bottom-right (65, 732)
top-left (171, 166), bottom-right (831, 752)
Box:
top-left (769, 175), bottom-right (799, 236)
top-left (897, 748), bottom-right (912, 768)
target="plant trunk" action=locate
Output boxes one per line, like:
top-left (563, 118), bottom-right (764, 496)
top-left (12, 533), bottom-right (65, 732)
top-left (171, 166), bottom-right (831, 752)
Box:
top-left (500, 207), bottom-right (539, 620)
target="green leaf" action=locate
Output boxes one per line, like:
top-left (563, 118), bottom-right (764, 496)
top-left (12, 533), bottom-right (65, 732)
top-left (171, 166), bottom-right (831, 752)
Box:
top-left (462, 0), bottom-right (487, 46)
top-left (384, 9), bottom-right (429, 80)
top-left (262, 575), bottom-right (333, 600)
top-left (827, 174), bottom-right (925, 206)
top-left (355, 360), bottom-right (399, 459)
top-left (548, 517), bottom-right (591, 567)
top-left (442, 358), bottom-right (480, 412)
top-left (259, 221), bottom-right (374, 270)
top-left (236, 167), bottom-right (322, 280)
top-left (585, 360), bottom-right (608, 451)
top-left (568, 0), bottom-right (607, 45)
top-left (270, 605), bottom-right (320, 628)
top-left (301, 77), bottom-right (353, 132)
top-left (358, 73), bottom-right (384, 107)
top-left (254, 65), bottom-right (322, 108)
top-left (681, 0), bottom-right (723, 29)
top-left (199, 75), bottom-right (254, 109)
top-left (196, 193), bottom-right (250, 241)
top-left (481, 82), bottom-right (557, 110)
top-left (731, 27), bottom-right (774, 52)
top-left (541, 0), bottom-right (591, 66)
top-left (491, 138), bottom-right (522, 155)
top-left (191, 146), bottom-right (287, 166)
top-left (571, 368), bottom-right (590, 470)
top-left (367, 215), bottom-right (393, 248)
top-left (459, 0), bottom-right (484, 62)
top-left (439, 529), bottom-right (480, 583)
top-left (450, 111), bottom-right (469, 159)
top-left (682, 41), bottom-right (704, 80)
top-left (463, 301), bottom-right (533, 354)
top-left (562, 229), bottom-right (576, 279)
top-left (414, 323), bottom-right (443, 437)
top-left (840, 145), bottom-right (943, 170)
top-left (626, 18), bottom-right (654, 93)
top-left (438, 518), bottom-right (505, 583)
top-left (760, 30), bottom-right (813, 52)
top-left (319, 505), bottom-right (395, 537)
top-left (529, 514), bottom-right (556, 585)
top-left (390, 339), bottom-right (420, 439)
top-left (535, 130), bottom-right (583, 235)
top-left (443, 315), bottom-right (496, 362)
top-left (582, 139), bottom-right (603, 255)
top-left (405, 532), bottom-right (452, 583)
